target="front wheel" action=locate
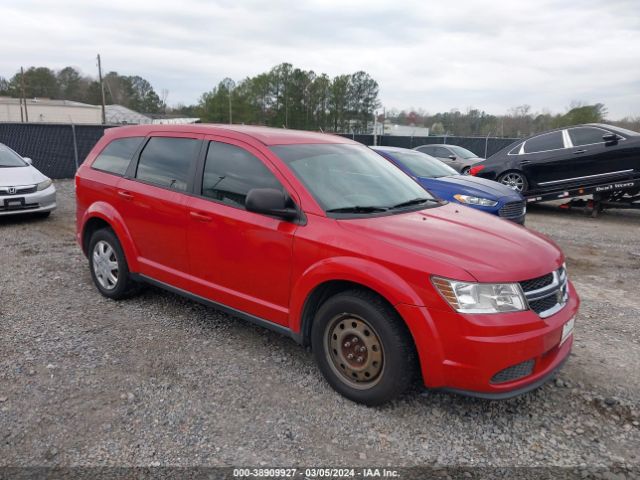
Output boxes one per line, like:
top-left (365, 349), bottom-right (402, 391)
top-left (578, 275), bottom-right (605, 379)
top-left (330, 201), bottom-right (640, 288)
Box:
top-left (311, 289), bottom-right (417, 406)
top-left (498, 171), bottom-right (529, 192)
top-left (461, 166), bottom-right (471, 175)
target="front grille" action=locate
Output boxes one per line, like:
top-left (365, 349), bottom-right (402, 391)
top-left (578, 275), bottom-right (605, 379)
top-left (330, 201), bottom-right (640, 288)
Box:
top-left (491, 359), bottom-right (535, 384)
top-left (520, 273), bottom-right (554, 292)
top-left (0, 185), bottom-right (37, 196)
top-left (499, 200), bottom-right (525, 218)
top-left (520, 266), bottom-right (568, 318)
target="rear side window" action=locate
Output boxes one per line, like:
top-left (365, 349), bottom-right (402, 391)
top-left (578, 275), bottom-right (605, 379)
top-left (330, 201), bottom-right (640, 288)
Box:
top-left (202, 141), bottom-right (282, 208)
top-left (135, 137), bottom-right (201, 191)
top-left (416, 146), bottom-right (435, 155)
top-left (91, 137), bottom-right (144, 175)
top-left (569, 127), bottom-right (607, 146)
top-left (523, 131), bottom-right (564, 153)
top-left (434, 146), bottom-right (452, 157)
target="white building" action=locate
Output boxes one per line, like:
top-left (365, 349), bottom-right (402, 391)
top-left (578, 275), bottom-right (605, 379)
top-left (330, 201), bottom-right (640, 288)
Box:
top-left (0, 97), bottom-right (102, 124)
top-left (106, 104), bottom-right (199, 125)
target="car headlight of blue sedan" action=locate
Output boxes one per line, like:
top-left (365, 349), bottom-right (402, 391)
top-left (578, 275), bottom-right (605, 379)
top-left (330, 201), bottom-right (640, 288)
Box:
top-left (453, 194), bottom-right (498, 207)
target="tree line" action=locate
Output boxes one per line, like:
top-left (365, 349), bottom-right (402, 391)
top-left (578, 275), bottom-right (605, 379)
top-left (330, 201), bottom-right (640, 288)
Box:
top-left (1, 64), bottom-right (638, 136)
top-left (0, 66), bottom-right (166, 114)
top-left (384, 103), bottom-right (639, 138)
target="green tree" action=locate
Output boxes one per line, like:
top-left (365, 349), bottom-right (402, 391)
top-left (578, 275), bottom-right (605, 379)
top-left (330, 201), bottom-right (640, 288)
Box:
top-left (8, 67), bottom-right (59, 98)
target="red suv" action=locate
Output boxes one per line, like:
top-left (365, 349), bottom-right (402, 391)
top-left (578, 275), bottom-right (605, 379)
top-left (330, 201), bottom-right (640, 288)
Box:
top-left (76, 125), bottom-right (579, 405)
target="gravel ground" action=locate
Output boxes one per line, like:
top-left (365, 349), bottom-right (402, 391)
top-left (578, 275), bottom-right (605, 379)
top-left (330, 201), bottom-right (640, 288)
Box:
top-left (1, 180), bottom-right (639, 470)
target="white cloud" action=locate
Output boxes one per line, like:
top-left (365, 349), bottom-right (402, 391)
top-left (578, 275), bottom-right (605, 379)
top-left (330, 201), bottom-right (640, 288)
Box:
top-left (1, 0), bottom-right (639, 118)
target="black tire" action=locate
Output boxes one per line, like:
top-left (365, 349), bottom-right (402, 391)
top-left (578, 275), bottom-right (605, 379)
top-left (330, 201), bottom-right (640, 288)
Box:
top-left (461, 166), bottom-right (471, 175)
top-left (88, 228), bottom-right (139, 300)
top-left (498, 170), bottom-right (529, 193)
top-left (311, 289), bottom-right (418, 406)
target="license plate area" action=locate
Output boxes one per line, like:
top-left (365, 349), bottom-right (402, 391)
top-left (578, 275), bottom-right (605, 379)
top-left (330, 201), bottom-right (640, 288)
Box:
top-left (560, 317), bottom-right (575, 345)
top-left (3, 197), bottom-right (26, 209)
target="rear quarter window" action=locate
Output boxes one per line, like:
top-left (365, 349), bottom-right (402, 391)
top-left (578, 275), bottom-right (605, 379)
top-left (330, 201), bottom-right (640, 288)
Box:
top-left (91, 137), bottom-right (144, 175)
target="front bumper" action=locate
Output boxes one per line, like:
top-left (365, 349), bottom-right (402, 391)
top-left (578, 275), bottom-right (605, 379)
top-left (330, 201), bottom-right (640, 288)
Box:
top-left (0, 184), bottom-right (57, 216)
top-left (396, 280), bottom-right (579, 398)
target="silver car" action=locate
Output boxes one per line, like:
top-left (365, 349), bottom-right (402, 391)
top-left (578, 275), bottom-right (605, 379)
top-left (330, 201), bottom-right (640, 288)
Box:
top-left (0, 143), bottom-right (56, 217)
top-left (413, 144), bottom-right (485, 175)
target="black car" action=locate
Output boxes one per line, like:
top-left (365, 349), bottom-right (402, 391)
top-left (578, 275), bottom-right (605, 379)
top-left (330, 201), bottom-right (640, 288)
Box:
top-left (470, 124), bottom-right (640, 193)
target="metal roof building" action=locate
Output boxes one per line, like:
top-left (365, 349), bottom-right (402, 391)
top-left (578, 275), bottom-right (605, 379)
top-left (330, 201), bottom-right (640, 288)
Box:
top-left (0, 97), bottom-right (102, 124)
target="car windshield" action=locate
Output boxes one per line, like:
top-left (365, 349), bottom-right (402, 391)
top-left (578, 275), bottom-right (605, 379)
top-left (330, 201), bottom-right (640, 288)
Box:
top-left (378, 150), bottom-right (457, 178)
top-left (447, 145), bottom-right (478, 159)
top-left (271, 144), bottom-right (436, 214)
top-left (0, 144), bottom-right (27, 167)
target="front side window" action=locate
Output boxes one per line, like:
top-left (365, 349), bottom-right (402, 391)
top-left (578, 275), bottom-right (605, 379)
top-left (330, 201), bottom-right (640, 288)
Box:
top-left (447, 145), bottom-right (477, 159)
top-left (568, 127), bottom-right (607, 147)
top-left (0, 144), bottom-right (27, 167)
top-left (92, 137), bottom-right (144, 175)
top-left (135, 137), bottom-right (201, 191)
top-left (523, 131), bottom-right (564, 154)
top-left (202, 141), bottom-right (282, 208)
top-left (272, 144), bottom-right (433, 212)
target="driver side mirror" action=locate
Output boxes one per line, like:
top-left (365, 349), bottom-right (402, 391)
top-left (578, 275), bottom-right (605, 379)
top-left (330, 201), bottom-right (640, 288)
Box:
top-left (23, 157), bottom-right (33, 165)
top-left (602, 133), bottom-right (618, 144)
top-left (448, 155), bottom-right (457, 160)
top-left (245, 188), bottom-right (298, 221)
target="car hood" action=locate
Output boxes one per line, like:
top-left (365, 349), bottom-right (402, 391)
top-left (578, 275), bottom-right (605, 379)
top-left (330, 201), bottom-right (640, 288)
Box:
top-left (337, 204), bottom-right (562, 282)
top-left (420, 175), bottom-right (522, 200)
top-left (0, 166), bottom-right (47, 186)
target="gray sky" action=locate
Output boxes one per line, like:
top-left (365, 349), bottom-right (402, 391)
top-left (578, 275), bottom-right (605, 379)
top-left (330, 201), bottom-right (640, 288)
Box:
top-left (2, 0), bottom-right (639, 119)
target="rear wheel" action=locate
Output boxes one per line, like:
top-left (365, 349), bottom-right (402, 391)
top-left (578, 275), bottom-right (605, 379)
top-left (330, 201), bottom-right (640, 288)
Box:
top-left (88, 228), bottom-right (139, 299)
top-left (311, 289), bottom-right (417, 406)
top-left (498, 171), bottom-right (528, 193)
top-left (461, 166), bottom-right (471, 175)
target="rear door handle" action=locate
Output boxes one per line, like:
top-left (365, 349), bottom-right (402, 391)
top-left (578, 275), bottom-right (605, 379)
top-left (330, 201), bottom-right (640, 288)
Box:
top-left (573, 149), bottom-right (587, 154)
top-left (189, 211), bottom-right (212, 222)
top-left (117, 190), bottom-right (134, 200)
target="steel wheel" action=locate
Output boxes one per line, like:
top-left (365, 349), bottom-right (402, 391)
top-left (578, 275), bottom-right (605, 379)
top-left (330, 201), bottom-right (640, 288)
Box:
top-left (499, 172), bottom-right (527, 192)
top-left (92, 240), bottom-right (119, 290)
top-left (324, 314), bottom-right (384, 390)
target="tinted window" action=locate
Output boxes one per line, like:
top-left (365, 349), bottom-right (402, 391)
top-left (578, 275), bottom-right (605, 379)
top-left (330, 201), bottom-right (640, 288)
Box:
top-left (0, 144), bottom-right (26, 167)
top-left (416, 146), bottom-right (435, 155)
top-left (569, 127), bottom-right (607, 146)
top-left (523, 131), bottom-right (564, 153)
top-left (434, 147), bottom-right (452, 158)
top-left (92, 137), bottom-right (144, 175)
top-left (136, 137), bottom-right (200, 191)
top-left (202, 142), bottom-right (282, 208)
top-left (447, 145), bottom-right (477, 159)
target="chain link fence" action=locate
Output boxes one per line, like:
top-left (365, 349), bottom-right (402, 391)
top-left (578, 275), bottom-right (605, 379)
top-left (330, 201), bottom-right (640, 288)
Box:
top-left (0, 123), bottom-right (519, 179)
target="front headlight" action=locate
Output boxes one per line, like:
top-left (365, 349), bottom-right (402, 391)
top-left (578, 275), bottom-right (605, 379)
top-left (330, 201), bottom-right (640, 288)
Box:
top-left (453, 194), bottom-right (497, 207)
top-left (36, 179), bottom-right (52, 191)
top-left (432, 277), bottom-right (528, 314)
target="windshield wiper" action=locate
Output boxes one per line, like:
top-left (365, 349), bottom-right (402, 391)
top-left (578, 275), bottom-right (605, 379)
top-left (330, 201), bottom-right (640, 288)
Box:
top-left (390, 198), bottom-right (438, 209)
top-left (326, 205), bottom-right (389, 214)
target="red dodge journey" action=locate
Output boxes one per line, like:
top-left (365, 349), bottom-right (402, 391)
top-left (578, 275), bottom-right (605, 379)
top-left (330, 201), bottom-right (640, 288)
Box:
top-left (76, 124), bottom-right (579, 405)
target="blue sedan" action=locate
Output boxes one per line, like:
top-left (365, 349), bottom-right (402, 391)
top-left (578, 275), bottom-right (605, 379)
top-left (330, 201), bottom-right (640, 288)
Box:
top-left (372, 146), bottom-right (526, 224)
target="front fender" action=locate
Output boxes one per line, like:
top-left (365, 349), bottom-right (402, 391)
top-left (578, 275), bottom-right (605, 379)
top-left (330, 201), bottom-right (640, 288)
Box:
top-left (81, 202), bottom-right (139, 272)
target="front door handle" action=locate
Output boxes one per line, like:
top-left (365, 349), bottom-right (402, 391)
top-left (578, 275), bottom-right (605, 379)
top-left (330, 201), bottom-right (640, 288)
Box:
top-left (520, 160), bottom-right (532, 165)
top-left (573, 149), bottom-right (587, 154)
top-left (189, 211), bottom-right (212, 222)
top-left (117, 190), bottom-right (134, 200)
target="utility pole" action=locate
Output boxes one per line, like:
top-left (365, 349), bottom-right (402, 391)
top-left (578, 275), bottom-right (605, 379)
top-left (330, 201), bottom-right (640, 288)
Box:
top-left (228, 85), bottom-right (233, 124)
top-left (97, 54), bottom-right (106, 124)
top-left (20, 67), bottom-right (28, 122)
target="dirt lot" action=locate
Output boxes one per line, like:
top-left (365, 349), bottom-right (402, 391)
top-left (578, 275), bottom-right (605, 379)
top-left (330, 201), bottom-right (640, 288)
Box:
top-left (1, 180), bottom-right (639, 470)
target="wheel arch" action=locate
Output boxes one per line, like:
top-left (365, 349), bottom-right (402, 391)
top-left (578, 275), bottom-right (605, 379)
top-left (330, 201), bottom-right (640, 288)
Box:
top-left (80, 202), bottom-right (139, 271)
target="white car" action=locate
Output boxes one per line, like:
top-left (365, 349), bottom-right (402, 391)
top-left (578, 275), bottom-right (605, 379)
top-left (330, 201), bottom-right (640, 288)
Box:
top-left (0, 143), bottom-right (56, 217)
